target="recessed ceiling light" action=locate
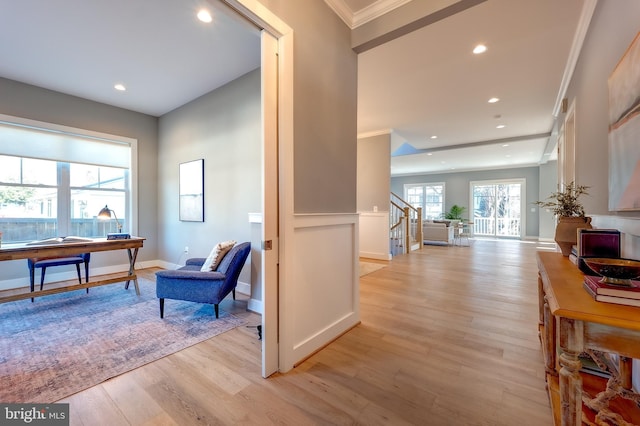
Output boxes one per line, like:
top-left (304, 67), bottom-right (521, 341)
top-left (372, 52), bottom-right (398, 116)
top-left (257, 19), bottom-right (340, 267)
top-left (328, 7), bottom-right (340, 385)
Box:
top-left (473, 44), bottom-right (487, 54)
top-left (502, 144), bottom-right (509, 147)
top-left (488, 97), bottom-right (499, 103)
top-left (114, 84), bottom-right (126, 91)
top-left (430, 135), bottom-right (438, 139)
top-left (197, 9), bottom-right (212, 23)
top-left (427, 153), bottom-right (433, 156)
top-left (496, 124), bottom-right (506, 129)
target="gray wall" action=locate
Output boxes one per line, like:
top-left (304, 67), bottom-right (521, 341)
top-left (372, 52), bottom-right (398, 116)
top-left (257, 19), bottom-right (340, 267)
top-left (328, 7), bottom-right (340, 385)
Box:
top-left (157, 69), bottom-right (261, 288)
top-left (560, 0), bottom-right (640, 217)
top-left (357, 134), bottom-right (390, 211)
top-left (258, 0), bottom-right (358, 214)
top-left (0, 77), bottom-right (159, 279)
top-left (392, 166), bottom-right (540, 238)
top-left (538, 161), bottom-right (558, 240)
top-left (558, 0), bottom-right (640, 389)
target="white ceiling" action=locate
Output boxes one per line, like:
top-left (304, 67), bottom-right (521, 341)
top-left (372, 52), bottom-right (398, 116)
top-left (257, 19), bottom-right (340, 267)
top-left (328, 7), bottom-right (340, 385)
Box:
top-left (0, 0), bottom-right (588, 177)
top-left (329, 0), bottom-right (589, 176)
top-left (0, 0), bottom-right (261, 117)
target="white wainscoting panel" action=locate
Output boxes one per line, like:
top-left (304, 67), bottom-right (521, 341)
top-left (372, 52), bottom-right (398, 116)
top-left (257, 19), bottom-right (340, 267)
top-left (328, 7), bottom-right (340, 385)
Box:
top-left (359, 211), bottom-right (391, 260)
top-left (280, 213), bottom-right (359, 371)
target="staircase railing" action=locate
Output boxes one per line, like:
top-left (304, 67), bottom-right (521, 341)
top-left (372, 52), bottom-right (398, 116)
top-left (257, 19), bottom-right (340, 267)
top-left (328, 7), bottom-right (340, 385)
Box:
top-left (390, 200), bottom-right (406, 255)
top-left (389, 192), bottom-right (422, 255)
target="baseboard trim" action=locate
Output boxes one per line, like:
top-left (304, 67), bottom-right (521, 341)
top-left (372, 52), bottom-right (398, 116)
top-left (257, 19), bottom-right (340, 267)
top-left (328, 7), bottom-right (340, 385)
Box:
top-left (0, 261), bottom-right (150, 292)
top-left (236, 281), bottom-right (250, 296)
top-left (247, 298), bottom-right (263, 314)
top-left (359, 251), bottom-right (392, 260)
top-left (0, 260), bottom-right (255, 296)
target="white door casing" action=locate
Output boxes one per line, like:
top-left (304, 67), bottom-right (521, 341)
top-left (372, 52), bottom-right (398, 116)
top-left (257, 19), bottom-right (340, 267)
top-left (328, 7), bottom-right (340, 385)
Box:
top-left (260, 30), bottom-right (279, 378)
top-left (222, 0), bottom-right (294, 377)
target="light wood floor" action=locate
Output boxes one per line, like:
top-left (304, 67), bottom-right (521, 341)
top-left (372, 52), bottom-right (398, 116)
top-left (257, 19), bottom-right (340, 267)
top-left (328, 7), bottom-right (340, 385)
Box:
top-left (60, 239), bottom-right (556, 425)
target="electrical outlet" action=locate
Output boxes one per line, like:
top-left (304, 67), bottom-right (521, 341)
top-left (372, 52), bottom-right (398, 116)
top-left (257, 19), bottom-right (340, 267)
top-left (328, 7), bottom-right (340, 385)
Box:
top-left (184, 246), bottom-right (189, 253)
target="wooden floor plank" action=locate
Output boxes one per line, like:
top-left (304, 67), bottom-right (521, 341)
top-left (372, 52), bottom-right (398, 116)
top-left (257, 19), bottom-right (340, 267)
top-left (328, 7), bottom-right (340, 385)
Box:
top-left (58, 238), bottom-right (554, 425)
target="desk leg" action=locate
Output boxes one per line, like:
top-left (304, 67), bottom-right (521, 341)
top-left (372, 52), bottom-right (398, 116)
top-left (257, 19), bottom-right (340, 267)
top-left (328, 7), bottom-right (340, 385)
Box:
top-left (124, 247), bottom-right (140, 296)
top-left (543, 298), bottom-right (556, 375)
top-left (558, 317), bottom-right (584, 426)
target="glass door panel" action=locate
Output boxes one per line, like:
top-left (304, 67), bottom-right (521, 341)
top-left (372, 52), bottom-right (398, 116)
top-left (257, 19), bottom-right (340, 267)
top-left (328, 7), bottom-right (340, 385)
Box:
top-left (472, 181), bottom-right (523, 238)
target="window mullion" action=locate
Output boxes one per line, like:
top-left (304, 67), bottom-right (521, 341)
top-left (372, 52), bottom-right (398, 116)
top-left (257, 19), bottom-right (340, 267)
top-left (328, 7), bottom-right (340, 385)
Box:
top-left (57, 162), bottom-right (71, 236)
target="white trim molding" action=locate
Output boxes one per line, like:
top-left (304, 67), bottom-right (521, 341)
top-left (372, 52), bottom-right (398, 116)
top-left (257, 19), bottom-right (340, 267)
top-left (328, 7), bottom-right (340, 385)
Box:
top-left (279, 213), bottom-right (360, 372)
top-left (323, 0), bottom-right (411, 29)
top-left (552, 0), bottom-right (598, 118)
top-left (357, 128), bottom-right (392, 139)
top-left (359, 211), bottom-right (392, 260)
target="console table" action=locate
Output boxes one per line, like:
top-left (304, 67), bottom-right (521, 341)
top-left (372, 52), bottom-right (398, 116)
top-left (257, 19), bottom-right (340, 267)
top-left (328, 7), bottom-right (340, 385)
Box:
top-left (537, 251), bottom-right (640, 425)
top-left (0, 237), bottom-right (145, 303)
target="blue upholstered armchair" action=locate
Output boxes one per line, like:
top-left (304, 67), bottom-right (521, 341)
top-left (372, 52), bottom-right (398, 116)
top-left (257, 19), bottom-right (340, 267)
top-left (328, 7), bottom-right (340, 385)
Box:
top-left (155, 242), bottom-right (251, 318)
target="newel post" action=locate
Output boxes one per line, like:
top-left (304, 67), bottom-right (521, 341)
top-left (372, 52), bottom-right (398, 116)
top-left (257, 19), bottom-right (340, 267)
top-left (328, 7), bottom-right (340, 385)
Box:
top-left (403, 207), bottom-right (410, 253)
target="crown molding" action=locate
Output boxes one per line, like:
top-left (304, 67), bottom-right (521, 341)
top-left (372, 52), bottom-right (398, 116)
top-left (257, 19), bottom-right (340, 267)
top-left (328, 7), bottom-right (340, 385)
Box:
top-left (552, 0), bottom-right (598, 118)
top-left (323, 0), bottom-right (355, 27)
top-left (358, 129), bottom-right (392, 139)
top-left (324, 0), bottom-right (412, 29)
top-left (352, 0), bottom-right (412, 28)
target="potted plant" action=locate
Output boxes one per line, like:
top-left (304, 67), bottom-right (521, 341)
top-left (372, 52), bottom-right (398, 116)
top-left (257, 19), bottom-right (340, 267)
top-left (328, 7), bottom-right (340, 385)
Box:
top-left (535, 181), bottom-right (591, 256)
top-left (443, 204), bottom-right (466, 221)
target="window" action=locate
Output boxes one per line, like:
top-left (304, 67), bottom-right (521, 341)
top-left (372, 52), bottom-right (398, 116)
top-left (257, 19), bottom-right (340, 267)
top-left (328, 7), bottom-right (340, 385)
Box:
top-left (471, 179), bottom-right (524, 238)
top-left (404, 183), bottom-right (445, 219)
top-left (0, 115), bottom-right (136, 243)
top-left (70, 163), bottom-right (128, 237)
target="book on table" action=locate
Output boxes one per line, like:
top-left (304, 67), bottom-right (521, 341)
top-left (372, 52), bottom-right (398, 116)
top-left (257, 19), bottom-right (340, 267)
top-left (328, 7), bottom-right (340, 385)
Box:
top-left (107, 233), bottom-right (131, 240)
top-left (576, 228), bottom-right (621, 275)
top-left (584, 275), bottom-right (640, 299)
top-left (583, 275), bottom-right (640, 307)
top-left (26, 236), bottom-right (94, 245)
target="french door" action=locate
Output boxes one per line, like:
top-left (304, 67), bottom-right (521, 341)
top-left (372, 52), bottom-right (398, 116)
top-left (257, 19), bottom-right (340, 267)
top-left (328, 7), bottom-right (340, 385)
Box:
top-left (471, 179), bottom-right (525, 238)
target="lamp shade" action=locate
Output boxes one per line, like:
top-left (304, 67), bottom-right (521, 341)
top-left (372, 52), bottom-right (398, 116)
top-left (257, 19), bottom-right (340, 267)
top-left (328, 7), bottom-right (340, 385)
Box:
top-left (98, 205), bottom-right (112, 219)
top-left (97, 205), bottom-right (122, 232)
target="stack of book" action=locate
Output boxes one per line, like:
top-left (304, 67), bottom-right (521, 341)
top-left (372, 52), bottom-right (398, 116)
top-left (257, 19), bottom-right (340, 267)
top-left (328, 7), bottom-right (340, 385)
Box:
top-left (107, 233), bottom-right (131, 240)
top-left (570, 228), bottom-right (621, 275)
top-left (583, 275), bottom-right (640, 307)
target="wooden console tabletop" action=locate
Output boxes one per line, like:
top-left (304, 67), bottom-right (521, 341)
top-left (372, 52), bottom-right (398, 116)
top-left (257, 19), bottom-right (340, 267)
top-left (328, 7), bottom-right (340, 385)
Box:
top-left (537, 251), bottom-right (640, 425)
top-left (0, 237), bottom-right (145, 303)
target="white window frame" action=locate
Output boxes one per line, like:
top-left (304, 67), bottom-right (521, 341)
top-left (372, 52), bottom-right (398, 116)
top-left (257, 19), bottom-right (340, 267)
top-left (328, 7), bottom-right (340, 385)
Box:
top-left (403, 182), bottom-right (445, 220)
top-left (0, 114), bottom-right (138, 238)
top-left (469, 178), bottom-right (526, 238)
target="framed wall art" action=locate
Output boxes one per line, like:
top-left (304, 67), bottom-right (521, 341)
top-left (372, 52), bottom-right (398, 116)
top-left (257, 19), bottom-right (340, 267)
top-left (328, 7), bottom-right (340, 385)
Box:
top-left (608, 31), bottom-right (640, 211)
top-left (179, 159), bottom-right (204, 221)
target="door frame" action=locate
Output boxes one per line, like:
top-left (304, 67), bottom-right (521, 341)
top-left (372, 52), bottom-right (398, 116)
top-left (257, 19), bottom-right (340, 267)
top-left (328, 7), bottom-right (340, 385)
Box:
top-left (558, 99), bottom-right (576, 189)
top-left (469, 178), bottom-right (526, 238)
top-left (223, 0), bottom-right (294, 377)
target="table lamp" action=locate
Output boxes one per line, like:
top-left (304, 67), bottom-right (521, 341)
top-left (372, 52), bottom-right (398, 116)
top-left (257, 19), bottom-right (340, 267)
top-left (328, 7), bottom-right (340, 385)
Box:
top-left (98, 205), bottom-right (123, 233)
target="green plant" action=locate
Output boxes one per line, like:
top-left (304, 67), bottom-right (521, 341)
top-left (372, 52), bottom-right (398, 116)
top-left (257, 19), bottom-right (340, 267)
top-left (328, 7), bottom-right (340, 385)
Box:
top-left (535, 181), bottom-right (589, 217)
top-left (443, 204), bottom-right (466, 221)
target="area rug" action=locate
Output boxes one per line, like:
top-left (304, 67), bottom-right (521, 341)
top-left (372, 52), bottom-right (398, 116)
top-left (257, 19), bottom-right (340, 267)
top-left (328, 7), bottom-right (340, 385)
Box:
top-left (0, 276), bottom-right (246, 403)
top-left (359, 261), bottom-right (387, 277)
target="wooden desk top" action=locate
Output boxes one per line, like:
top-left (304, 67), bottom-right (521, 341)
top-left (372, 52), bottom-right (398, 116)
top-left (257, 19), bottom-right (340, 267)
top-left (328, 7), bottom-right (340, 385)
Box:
top-left (0, 237), bottom-right (145, 262)
top-left (537, 251), bottom-right (640, 331)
